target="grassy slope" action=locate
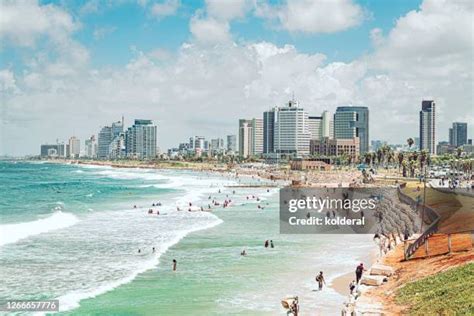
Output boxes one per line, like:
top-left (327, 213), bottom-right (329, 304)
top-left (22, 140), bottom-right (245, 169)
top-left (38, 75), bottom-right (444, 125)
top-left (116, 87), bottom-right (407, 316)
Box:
top-left (395, 263), bottom-right (474, 315)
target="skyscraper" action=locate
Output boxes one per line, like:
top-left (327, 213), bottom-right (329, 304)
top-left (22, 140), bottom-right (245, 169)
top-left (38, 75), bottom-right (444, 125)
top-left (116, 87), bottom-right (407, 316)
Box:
top-left (419, 100), bottom-right (436, 154)
top-left (239, 119), bottom-right (253, 158)
top-left (125, 119), bottom-right (157, 159)
top-left (210, 138), bottom-right (224, 154)
top-left (251, 118), bottom-right (263, 156)
top-left (226, 135), bottom-right (237, 153)
top-left (68, 136), bottom-right (80, 158)
top-left (308, 116), bottom-right (322, 140)
top-left (263, 110), bottom-right (275, 154)
top-left (85, 135), bottom-right (97, 158)
top-left (273, 100), bottom-right (310, 157)
top-left (98, 126), bottom-right (113, 159)
top-left (449, 122), bottom-right (467, 147)
top-left (321, 110), bottom-right (333, 139)
top-left (334, 106), bottom-right (369, 154)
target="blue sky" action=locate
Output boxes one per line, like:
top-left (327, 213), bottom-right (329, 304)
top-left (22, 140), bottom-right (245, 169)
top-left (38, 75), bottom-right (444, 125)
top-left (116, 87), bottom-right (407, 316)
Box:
top-left (2, 0), bottom-right (422, 69)
top-left (1, 0), bottom-right (472, 155)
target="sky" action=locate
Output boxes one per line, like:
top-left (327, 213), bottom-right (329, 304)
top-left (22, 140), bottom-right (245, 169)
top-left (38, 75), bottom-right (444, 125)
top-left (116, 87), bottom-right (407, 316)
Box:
top-left (1, 0), bottom-right (473, 156)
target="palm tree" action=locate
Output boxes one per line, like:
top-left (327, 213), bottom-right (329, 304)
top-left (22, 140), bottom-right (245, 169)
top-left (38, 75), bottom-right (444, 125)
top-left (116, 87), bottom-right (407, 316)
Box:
top-left (407, 138), bottom-right (414, 148)
top-left (419, 150), bottom-right (428, 170)
top-left (397, 152), bottom-right (404, 170)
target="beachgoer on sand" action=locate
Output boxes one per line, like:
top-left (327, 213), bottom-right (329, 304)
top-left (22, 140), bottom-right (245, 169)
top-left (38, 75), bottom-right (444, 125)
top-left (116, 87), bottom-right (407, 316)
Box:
top-left (355, 263), bottom-right (366, 283)
top-left (349, 280), bottom-right (356, 294)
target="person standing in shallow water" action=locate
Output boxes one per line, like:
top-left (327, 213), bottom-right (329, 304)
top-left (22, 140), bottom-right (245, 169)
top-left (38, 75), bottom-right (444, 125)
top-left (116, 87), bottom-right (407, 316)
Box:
top-left (315, 271), bottom-right (326, 290)
top-left (172, 259), bottom-right (177, 271)
top-left (264, 240), bottom-right (269, 248)
top-left (270, 240), bottom-right (274, 248)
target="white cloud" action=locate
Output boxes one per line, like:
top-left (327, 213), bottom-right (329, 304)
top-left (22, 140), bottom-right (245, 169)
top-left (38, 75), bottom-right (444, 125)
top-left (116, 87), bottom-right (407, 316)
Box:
top-left (0, 69), bottom-right (18, 93)
top-left (205, 0), bottom-right (253, 20)
top-left (256, 0), bottom-right (364, 33)
top-left (93, 26), bottom-right (117, 40)
top-left (79, 0), bottom-right (100, 15)
top-left (189, 16), bottom-right (231, 44)
top-left (364, 0), bottom-right (474, 141)
top-left (150, 0), bottom-right (180, 19)
top-left (1, 0), bottom-right (473, 156)
top-left (0, 0), bottom-right (77, 47)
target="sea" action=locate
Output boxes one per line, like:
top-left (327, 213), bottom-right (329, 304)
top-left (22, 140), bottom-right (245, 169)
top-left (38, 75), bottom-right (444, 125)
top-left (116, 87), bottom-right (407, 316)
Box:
top-left (0, 161), bottom-right (374, 315)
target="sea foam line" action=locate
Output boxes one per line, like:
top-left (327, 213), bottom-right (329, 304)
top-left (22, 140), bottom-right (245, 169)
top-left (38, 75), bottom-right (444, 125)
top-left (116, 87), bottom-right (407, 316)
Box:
top-left (57, 215), bottom-right (223, 312)
top-left (0, 211), bottom-right (80, 246)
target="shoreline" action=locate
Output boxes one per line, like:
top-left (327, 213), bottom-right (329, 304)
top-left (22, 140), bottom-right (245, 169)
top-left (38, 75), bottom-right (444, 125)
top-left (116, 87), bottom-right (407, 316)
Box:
top-left (16, 159), bottom-right (381, 314)
top-left (330, 247), bottom-right (378, 297)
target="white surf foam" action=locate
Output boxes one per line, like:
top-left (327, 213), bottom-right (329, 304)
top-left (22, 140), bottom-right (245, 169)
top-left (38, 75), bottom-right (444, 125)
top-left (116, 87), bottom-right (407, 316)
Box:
top-left (57, 214), bottom-right (223, 312)
top-left (0, 211), bottom-right (80, 246)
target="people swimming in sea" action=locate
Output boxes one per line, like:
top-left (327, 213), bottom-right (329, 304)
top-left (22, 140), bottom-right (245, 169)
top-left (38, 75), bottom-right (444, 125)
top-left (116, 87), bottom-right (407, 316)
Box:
top-left (134, 205), bottom-right (137, 209)
top-left (152, 247), bottom-right (155, 253)
top-left (138, 248), bottom-right (141, 254)
top-left (148, 209), bottom-right (153, 214)
top-left (264, 240), bottom-right (269, 248)
top-left (172, 259), bottom-right (177, 271)
top-left (156, 210), bottom-right (160, 215)
top-left (316, 271), bottom-right (326, 290)
top-left (270, 240), bottom-right (274, 248)
top-left (240, 249), bottom-right (247, 256)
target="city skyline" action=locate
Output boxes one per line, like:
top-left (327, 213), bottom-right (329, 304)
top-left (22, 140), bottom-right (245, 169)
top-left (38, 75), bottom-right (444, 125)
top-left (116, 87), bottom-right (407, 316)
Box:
top-left (1, 0), bottom-right (473, 156)
top-left (37, 99), bottom-right (471, 159)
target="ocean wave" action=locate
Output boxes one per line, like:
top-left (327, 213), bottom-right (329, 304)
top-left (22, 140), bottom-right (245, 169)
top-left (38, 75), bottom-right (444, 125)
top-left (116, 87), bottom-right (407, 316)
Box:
top-left (57, 214), bottom-right (223, 312)
top-left (0, 211), bottom-right (80, 246)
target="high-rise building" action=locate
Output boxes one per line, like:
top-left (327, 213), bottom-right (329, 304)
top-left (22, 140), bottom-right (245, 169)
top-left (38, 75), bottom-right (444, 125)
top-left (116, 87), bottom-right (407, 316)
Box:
top-left (251, 118), bottom-right (263, 156)
top-left (334, 106), bottom-right (369, 154)
top-left (308, 116), bottom-right (322, 140)
top-left (226, 135), bottom-right (237, 153)
top-left (419, 100), bottom-right (436, 154)
top-left (239, 119), bottom-right (253, 158)
top-left (449, 122), bottom-right (467, 147)
top-left (210, 138), bottom-right (225, 154)
top-left (112, 119), bottom-right (124, 138)
top-left (273, 100), bottom-right (310, 157)
top-left (40, 143), bottom-right (66, 158)
top-left (68, 136), bottom-right (80, 158)
top-left (321, 111), bottom-right (333, 139)
top-left (189, 136), bottom-right (206, 152)
top-left (98, 126), bottom-right (113, 159)
top-left (263, 110), bottom-right (275, 154)
top-left (125, 119), bottom-right (157, 159)
top-left (85, 135), bottom-right (97, 158)
top-left (109, 133), bottom-right (125, 159)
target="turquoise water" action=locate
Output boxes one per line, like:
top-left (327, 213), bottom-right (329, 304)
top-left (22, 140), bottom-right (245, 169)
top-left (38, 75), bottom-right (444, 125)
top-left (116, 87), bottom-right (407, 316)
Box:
top-left (0, 161), bottom-right (374, 315)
